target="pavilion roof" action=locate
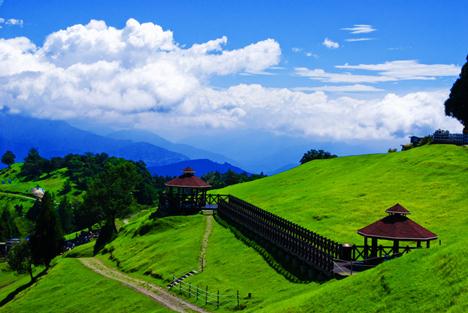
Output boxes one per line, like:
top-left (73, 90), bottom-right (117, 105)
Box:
top-left (357, 214), bottom-right (437, 241)
top-left (165, 168), bottom-right (211, 188)
top-left (385, 203), bottom-right (410, 215)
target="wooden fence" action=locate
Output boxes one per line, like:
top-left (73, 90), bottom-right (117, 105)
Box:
top-left (217, 195), bottom-right (341, 279)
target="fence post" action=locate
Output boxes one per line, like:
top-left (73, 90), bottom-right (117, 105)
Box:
top-left (205, 286), bottom-right (208, 305)
top-left (217, 290), bottom-right (220, 308)
top-left (237, 290), bottom-right (240, 309)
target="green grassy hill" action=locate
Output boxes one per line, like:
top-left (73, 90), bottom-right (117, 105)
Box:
top-left (0, 258), bottom-right (172, 313)
top-left (90, 144), bottom-right (467, 312)
top-left (1, 145), bottom-right (467, 312)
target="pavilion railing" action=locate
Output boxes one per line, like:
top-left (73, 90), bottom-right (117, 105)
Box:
top-left (217, 195), bottom-right (341, 278)
top-left (348, 244), bottom-right (417, 261)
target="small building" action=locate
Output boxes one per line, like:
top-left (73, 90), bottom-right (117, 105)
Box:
top-left (157, 168), bottom-right (211, 216)
top-left (357, 204), bottom-right (437, 258)
top-left (432, 129), bottom-right (467, 145)
top-left (31, 187), bottom-right (45, 200)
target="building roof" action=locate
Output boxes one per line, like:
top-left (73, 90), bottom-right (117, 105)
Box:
top-left (357, 214), bottom-right (437, 241)
top-left (165, 168), bottom-right (211, 188)
top-left (385, 203), bottom-right (410, 215)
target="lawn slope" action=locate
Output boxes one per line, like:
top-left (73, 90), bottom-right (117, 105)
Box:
top-left (0, 258), bottom-right (172, 313)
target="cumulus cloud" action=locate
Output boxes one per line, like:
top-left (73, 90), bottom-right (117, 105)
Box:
top-left (341, 24), bottom-right (376, 34)
top-left (0, 18), bottom-right (462, 142)
top-left (296, 60), bottom-right (460, 83)
top-left (0, 18), bottom-right (280, 120)
top-left (322, 38), bottom-right (340, 49)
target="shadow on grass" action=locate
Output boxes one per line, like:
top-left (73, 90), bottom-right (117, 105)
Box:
top-left (0, 268), bottom-right (48, 307)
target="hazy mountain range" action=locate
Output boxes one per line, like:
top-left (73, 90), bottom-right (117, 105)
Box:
top-left (0, 114), bottom-right (245, 174)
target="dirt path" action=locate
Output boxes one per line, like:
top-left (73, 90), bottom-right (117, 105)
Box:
top-left (0, 190), bottom-right (35, 201)
top-left (79, 258), bottom-right (209, 313)
top-left (199, 215), bottom-right (213, 272)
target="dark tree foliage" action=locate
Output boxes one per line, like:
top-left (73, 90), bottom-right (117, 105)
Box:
top-left (59, 180), bottom-right (72, 195)
top-left (445, 55), bottom-right (468, 128)
top-left (73, 200), bottom-right (101, 231)
top-left (57, 197), bottom-right (74, 233)
top-left (26, 199), bottom-right (42, 222)
top-left (86, 159), bottom-right (140, 253)
top-left (300, 149), bottom-right (337, 164)
top-left (202, 170), bottom-right (266, 189)
top-left (20, 148), bottom-right (47, 180)
top-left (84, 159), bottom-right (139, 253)
top-left (1, 150), bottom-right (15, 168)
top-left (0, 207), bottom-right (19, 240)
top-left (93, 221), bottom-right (116, 255)
top-left (30, 192), bottom-right (64, 269)
top-left (7, 240), bottom-right (33, 281)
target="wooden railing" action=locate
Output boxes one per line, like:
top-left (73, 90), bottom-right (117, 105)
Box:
top-left (217, 195), bottom-right (340, 277)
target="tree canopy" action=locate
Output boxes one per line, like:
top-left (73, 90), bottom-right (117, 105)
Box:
top-left (445, 55), bottom-right (468, 128)
top-left (30, 192), bottom-right (64, 269)
top-left (300, 149), bottom-right (337, 164)
top-left (1, 150), bottom-right (15, 168)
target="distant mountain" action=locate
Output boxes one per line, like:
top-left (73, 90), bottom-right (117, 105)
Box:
top-left (108, 129), bottom-right (234, 164)
top-left (148, 159), bottom-right (249, 177)
top-left (0, 114), bottom-right (188, 167)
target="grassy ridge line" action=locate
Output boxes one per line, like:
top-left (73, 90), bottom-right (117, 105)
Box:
top-left (0, 258), bottom-right (173, 313)
top-left (217, 145), bottom-right (468, 243)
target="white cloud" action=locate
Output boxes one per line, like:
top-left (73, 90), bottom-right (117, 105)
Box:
top-left (346, 37), bottom-right (374, 42)
top-left (341, 24), bottom-right (376, 34)
top-left (291, 47), bottom-right (302, 53)
top-left (0, 18), bottom-right (462, 142)
top-left (322, 38), bottom-right (340, 49)
top-left (296, 60), bottom-right (460, 83)
top-left (0, 17), bottom-right (23, 27)
top-left (294, 84), bottom-right (384, 92)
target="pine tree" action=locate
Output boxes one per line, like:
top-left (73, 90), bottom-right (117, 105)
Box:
top-left (30, 192), bottom-right (64, 269)
top-left (445, 55), bottom-right (468, 130)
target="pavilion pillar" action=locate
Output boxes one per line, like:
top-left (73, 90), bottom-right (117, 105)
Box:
top-left (426, 240), bottom-right (430, 248)
top-left (371, 238), bottom-right (378, 258)
top-left (393, 240), bottom-right (399, 254)
top-left (416, 241), bottom-right (421, 248)
top-left (364, 237), bottom-right (369, 258)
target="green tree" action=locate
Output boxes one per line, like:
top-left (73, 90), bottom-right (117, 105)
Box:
top-left (57, 197), bottom-right (74, 233)
top-left (445, 55), bottom-right (468, 130)
top-left (84, 160), bottom-right (138, 252)
top-left (0, 208), bottom-right (19, 240)
top-left (21, 148), bottom-right (46, 180)
top-left (300, 149), bottom-right (337, 164)
top-left (7, 240), bottom-right (33, 281)
top-left (30, 192), bottom-right (64, 269)
top-left (1, 150), bottom-right (15, 168)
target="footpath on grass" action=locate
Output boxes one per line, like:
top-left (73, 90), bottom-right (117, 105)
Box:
top-left (199, 215), bottom-right (213, 272)
top-left (79, 258), bottom-right (209, 313)
top-left (0, 190), bottom-right (35, 201)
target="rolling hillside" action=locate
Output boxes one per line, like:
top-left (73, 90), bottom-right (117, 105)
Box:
top-left (89, 144), bottom-right (467, 312)
top-left (1, 145), bottom-right (467, 312)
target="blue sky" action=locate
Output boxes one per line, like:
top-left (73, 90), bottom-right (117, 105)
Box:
top-left (0, 0), bottom-right (467, 170)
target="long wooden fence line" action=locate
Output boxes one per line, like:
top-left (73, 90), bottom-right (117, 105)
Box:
top-left (217, 195), bottom-right (341, 279)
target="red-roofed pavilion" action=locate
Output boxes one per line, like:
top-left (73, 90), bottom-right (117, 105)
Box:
top-left (357, 204), bottom-right (437, 257)
top-left (158, 168), bottom-right (211, 216)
